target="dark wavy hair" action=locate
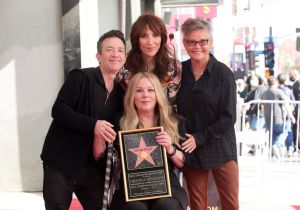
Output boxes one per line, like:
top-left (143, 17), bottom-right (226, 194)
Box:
top-left (125, 13), bottom-right (171, 82)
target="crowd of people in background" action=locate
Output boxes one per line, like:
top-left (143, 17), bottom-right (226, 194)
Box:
top-left (236, 70), bottom-right (300, 159)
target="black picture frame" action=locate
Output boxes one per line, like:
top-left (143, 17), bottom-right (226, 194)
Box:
top-left (118, 126), bottom-right (171, 202)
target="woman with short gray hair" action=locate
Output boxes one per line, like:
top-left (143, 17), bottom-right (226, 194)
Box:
top-left (176, 18), bottom-right (239, 210)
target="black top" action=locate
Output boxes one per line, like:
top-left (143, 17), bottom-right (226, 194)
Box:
top-left (176, 55), bottom-right (238, 169)
top-left (40, 67), bottom-right (124, 177)
top-left (293, 80), bottom-right (300, 101)
top-left (244, 85), bottom-right (266, 116)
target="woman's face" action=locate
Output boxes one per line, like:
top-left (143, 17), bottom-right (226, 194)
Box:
top-left (183, 29), bottom-right (212, 62)
top-left (134, 77), bottom-right (157, 113)
top-left (139, 27), bottom-right (162, 60)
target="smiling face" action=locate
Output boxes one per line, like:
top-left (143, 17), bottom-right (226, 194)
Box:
top-left (134, 77), bottom-right (157, 114)
top-left (139, 27), bottom-right (162, 61)
top-left (97, 37), bottom-right (126, 74)
top-left (183, 29), bottom-right (212, 62)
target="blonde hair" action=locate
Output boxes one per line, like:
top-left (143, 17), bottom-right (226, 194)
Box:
top-left (120, 72), bottom-right (181, 144)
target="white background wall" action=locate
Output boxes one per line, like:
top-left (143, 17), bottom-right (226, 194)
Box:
top-left (80, 0), bottom-right (122, 68)
top-left (0, 0), bottom-right (122, 192)
top-left (0, 0), bottom-right (64, 191)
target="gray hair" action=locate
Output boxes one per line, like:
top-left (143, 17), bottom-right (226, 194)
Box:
top-left (181, 18), bottom-right (213, 39)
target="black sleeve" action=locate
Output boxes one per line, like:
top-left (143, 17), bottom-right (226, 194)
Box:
top-left (51, 70), bottom-right (97, 135)
top-left (192, 69), bottom-right (237, 146)
top-left (293, 81), bottom-right (300, 101)
top-left (176, 114), bottom-right (187, 143)
top-left (175, 114), bottom-right (192, 171)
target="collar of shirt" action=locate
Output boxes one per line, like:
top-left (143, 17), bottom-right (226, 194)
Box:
top-left (186, 54), bottom-right (217, 79)
top-left (94, 67), bottom-right (119, 93)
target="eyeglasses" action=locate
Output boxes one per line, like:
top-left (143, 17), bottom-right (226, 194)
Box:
top-left (184, 39), bottom-right (209, 47)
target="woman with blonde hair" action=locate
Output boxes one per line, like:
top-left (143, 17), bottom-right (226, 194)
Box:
top-left (110, 72), bottom-right (188, 210)
top-left (121, 72), bottom-right (179, 143)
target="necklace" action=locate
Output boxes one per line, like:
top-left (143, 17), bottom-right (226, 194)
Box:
top-left (194, 70), bottom-right (204, 81)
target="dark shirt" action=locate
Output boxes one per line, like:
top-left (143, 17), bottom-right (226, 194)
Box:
top-left (176, 55), bottom-right (237, 169)
top-left (244, 85), bottom-right (266, 116)
top-left (261, 87), bottom-right (288, 128)
top-left (238, 88), bottom-right (248, 99)
top-left (41, 67), bottom-right (124, 177)
top-left (293, 80), bottom-right (300, 101)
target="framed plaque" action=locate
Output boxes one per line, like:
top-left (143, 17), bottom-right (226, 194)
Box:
top-left (118, 126), bottom-right (171, 202)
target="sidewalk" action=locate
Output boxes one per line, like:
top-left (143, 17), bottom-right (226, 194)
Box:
top-left (0, 192), bottom-right (44, 210)
top-left (0, 192), bottom-right (82, 210)
top-left (1, 155), bottom-right (300, 210)
top-left (0, 191), bottom-right (299, 210)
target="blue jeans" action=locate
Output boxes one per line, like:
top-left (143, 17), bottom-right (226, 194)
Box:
top-left (285, 119), bottom-right (294, 152)
top-left (272, 124), bottom-right (288, 148)
top-left (248, 115), bottom-right (265, 131)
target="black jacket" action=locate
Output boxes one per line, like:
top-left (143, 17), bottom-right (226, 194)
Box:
top-left (41, 67), bottom-right (124, 177)
top-left (176, 55), bottom-right (237, 169)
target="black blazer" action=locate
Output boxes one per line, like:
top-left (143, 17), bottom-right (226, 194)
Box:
top-left (41, 67), bottom-right (124, 177)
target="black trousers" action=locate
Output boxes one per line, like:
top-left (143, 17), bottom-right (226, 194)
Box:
top-left (110, 190), bottom-right (183, 210)
top-left (43, 163), bottom-right (104, 210)
top-left (119, 198), bottom-right (182, 210)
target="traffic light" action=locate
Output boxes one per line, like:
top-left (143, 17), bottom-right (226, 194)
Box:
top-left (297, 28), bottom-right (300, 51)
top-left (264, 41), bottom-right (275, 68)
top-left (246, 50), bottom-right (255, 70)
top-left (265, 68), bottom-right (274, 78)
top-left (297, 36), bottom-right (300, 52)
top-left (255, 55), bottom-right (260, 69)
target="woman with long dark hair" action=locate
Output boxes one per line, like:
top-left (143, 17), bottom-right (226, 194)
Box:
top-left (118, 13), bottom-right (181, 105)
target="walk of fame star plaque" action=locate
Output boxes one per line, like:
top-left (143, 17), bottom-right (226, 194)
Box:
top-left (118, 127), bottom-right (171, 202)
